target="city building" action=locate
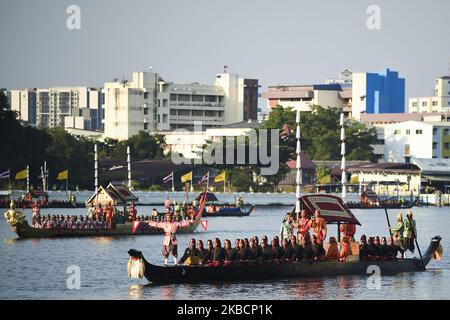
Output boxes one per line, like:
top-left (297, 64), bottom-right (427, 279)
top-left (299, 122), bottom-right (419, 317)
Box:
top-left (263, 83), bottom-right (352, 112)
top-left (352, 68), bottom-right (405, 120)
top-left (384, 121), bottom-right (450, 162)
top-left (9, 88), bottom-right (36, 125)
top-left (102, 69), bottom-right (259, 140)
top-left (408, 75), bottom-right (450, 113)
top-left (164, 121), bottom-right (260, 160)
top-left (9, 87), bottom-right (103, 130)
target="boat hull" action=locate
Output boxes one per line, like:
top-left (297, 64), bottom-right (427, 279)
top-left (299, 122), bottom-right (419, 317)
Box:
top-left (12, 219), bottom-right (200, 238)
top-left (130, 236), bottom-right (441, 284)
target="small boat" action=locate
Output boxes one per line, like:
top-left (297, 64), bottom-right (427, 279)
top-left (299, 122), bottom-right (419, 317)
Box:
top-left (202, 205), bottom-right (255, 217)
top-left (128, 194), bottom-right (443, 284)
top-left (128, 236), bottom-right (441, 284)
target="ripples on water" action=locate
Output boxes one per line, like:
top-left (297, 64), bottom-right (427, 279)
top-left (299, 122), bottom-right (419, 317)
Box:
top-left (0, 206), bottom-right (448, 299)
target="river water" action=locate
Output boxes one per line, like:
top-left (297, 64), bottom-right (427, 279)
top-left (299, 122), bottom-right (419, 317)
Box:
top-left (0, 206), bottom-right (448, 300)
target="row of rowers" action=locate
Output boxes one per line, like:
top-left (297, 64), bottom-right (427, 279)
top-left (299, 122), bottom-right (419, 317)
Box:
top-left (178, 232), bottom-right (402, 266)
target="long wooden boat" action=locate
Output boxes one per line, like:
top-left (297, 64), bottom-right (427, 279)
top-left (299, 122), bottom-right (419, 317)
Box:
top-left (128, 194), bottom-right (443, 284)
top-left (128, 236), bottom-right (441, 284)
top-left (346, 202), bottom-right (413, 210)
top-left (6, 219), bottom-right (201, 238)
top-left (3, 206), bottom-right (202, 239)
top-left (202, 205), bottom-right (256, 217)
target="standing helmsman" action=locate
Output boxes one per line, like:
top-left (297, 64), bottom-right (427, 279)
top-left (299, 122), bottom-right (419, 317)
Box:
top-left (403, 210), bottom-right (417, 257)
top-left (390, 213), bottom-right (405, 258)
top-left (280, 213), bottom-right (294, 241)
top-left (147, 212), bottom-right (194, 265)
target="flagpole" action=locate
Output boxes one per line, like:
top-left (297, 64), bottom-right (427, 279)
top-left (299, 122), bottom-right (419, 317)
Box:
top-left (171, 171), bottom-right (174, 192)
top-left (40, 166), bottom-right (44, 191)
top-left (26, 165), bottom-right (29, 192)
top-left (127, 146), bottom-right (131, 189)
top-left (8, 169), bottom-right (11, 196)
top-left (339, 112), bottom-right (346, 243)
top-left (190, 172), bottom-right (193, 192)
top-left (94, 144), bottom-right (98, 206)
top-left (295, 109), bottom-right (302, 219)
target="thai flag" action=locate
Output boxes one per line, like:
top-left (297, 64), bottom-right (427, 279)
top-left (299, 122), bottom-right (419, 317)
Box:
top-left (0, 169), bottom-right (10, 180)
top-left (163, 172), bottom-right (173, 183)
top-left (38, 171), bottom-right (48, 179)
top-left (197, 172), bottom-right (209, 184)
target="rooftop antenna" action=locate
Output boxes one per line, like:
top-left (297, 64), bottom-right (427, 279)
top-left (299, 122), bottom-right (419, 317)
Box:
top-left (149, 66), bottom-right (153, 72)
top-left (223, 65), bottom-right (228, 73)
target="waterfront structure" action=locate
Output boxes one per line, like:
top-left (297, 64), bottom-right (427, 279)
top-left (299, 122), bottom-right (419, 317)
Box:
top-left (102, 69), bottom-right (259, 140)
top-left (408, 75), bottom-right (450, 113)
top-left (314, 160), bottom-right (421, 196)
top-left (384, 121), bottom-right (450, 162)
top-left (164, 121), bottom-right (260, 160)
top-left (352, 68), bottom-right (405, 120)
top-left (9, 87), bottom-right (103, 130)
top-left (263, 83), bottom-right (352, 112)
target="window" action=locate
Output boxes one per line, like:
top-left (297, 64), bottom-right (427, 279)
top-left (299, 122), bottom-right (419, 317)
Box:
top-left (444, 129), bottom-right (450, 136)
top-left (406, 129), bottom-right (410, 135)
top-left (444, 143), bottom-right (450, 150)
top-left (170, 94), bottom-right (177, 101)
top-left (143, 122), bottom-right (148, 130)
top-left (394, 129), bottom-right (401, 135)
top-left (205, 95), bottom-right (217, 102)
top-left (178, 94), bottom-right (190, 102)
top-left (144, 92), bottom-right (148, 99)
top-left (143, 107), bottom-right (148, 115)
top-left (433, 142), bottom-right (438, 149)
top-left (422, 101), bottom-right (427, 107)
top-left (412, 102), bottom-right (418, 107)
top-left (416, 129), bottom-right (423, 134)
top-left (432, 101), bottom-right (438, 106)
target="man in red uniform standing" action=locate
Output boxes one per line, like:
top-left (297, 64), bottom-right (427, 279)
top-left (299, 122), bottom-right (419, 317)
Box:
top-left (129, 201), bottom-right (137, 222)
top-left (147, 213), bottom-right (194, 265)
top-left (105, 202), bottom-right (113, 229)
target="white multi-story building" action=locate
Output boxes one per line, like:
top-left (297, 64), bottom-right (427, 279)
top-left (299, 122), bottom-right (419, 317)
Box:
top-left (103, 70), bottom-right (259, 140)
top-left (384, 121), bottom-right (450, 162)
top-left (10, 87), bottom-right (102, 130)
top-left (9, 88), bottom-right (36, 125)
top-left (408, 76), bottom-right (450, 113)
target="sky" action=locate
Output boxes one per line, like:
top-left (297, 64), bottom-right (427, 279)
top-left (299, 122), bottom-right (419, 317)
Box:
top-left (1, 0), bottom-right (449, 111)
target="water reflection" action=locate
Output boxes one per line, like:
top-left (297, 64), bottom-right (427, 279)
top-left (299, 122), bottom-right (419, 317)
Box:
top-left (128, 284), bottom-right (144, 299)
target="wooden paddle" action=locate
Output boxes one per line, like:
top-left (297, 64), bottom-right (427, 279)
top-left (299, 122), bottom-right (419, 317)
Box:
top-left (384, 208), bottom-right (392, 234)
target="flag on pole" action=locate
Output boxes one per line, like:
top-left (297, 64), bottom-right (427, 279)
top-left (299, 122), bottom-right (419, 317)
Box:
top-left (200, 220), bottom-right (208, 231)
top-left (38, 170), bottom-right (48, 179)
top-left (132, 221), bottom-right (141, 234)
top-left (214, 171), bottom-right (226, 182)
top-left (197, 172), bottom-right (209, 184)
top-left (15, 169), bottom-right (28, 180)
top-left (0, 169), bottom-right (10, 180)
top-left (181, 171), bottom-right (192, 183)
top-left (163, 172), bottom-right (174, 183)
top-left (57, 170), bottom-right (68, 180)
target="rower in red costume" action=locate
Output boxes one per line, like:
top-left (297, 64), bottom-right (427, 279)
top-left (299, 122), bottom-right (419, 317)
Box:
top-left (147, 213), bottom-right (194, 265)
top-left (96, 203), bottom-right (103, 221)
top-left (105, 202), bottom-right (113, 228)
top-left (340, 223), bottom-right (356, 241)
top-left (310, 210), bottom-right (327, 243)
top-left (296, 209), bottom-right (310, 242)
top-left (129, 201), bottom-right (137, 222)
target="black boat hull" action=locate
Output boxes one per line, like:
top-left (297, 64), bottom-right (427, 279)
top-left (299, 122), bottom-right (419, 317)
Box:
top-left (129, 236), bottom-right (441, 284)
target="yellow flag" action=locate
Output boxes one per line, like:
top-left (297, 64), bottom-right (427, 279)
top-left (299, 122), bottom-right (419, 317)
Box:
top-left (181, 171), bottom-right (192, 183)
top-left (15, 169), bottom-right (27, 180)
top-left (214, 172), bottom-right (226, 183)
top-left (57, 169), bottom-right (68, 180)
top-left (318, 175), bottom-right (331, 184)
top-left (349, 174), bottom-right (359, 184)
